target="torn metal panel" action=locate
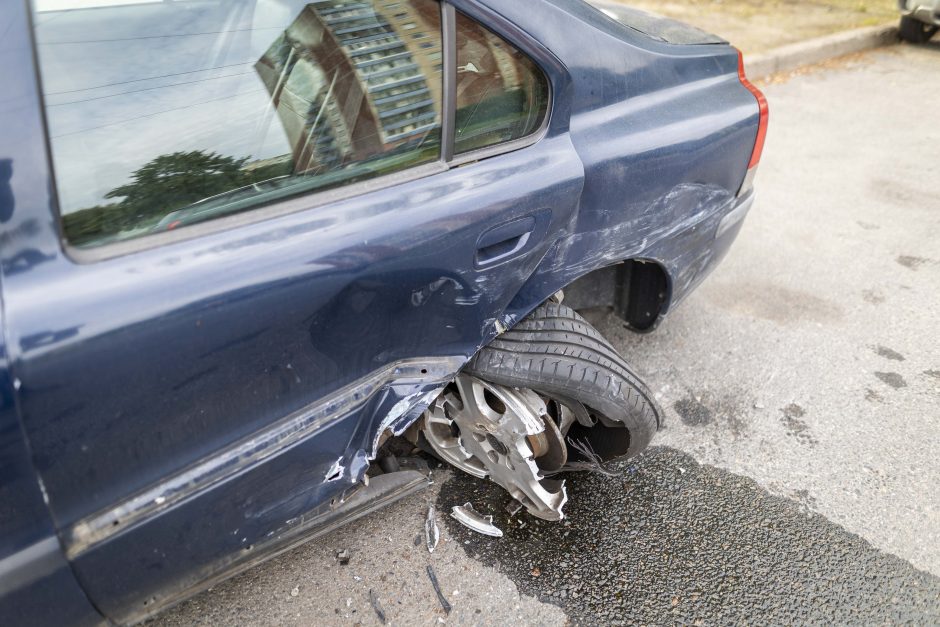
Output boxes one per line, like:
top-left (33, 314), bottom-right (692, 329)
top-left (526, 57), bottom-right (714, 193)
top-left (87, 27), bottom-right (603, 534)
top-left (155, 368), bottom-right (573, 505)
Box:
top-left (64, 356), bottom-right (461, 560)
top-left (324, 458), bottom-right (345, 482)
top-left (368, 384), bottom-right (449, 460)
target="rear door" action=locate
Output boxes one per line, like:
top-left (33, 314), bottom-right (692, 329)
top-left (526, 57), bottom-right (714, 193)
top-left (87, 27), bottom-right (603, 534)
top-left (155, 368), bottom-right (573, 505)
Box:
top-left (6, 0), bottom-right (583, 620)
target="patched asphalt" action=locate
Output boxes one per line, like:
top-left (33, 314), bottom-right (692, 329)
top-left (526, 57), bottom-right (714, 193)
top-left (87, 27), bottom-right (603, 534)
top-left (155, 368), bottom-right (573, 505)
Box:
top-left (438, 447), bottom-right (940, 625)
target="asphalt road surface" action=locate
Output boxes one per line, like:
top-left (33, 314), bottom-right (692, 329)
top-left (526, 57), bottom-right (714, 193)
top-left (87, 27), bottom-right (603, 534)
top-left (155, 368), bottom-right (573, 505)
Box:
top-left (152, 43), bottom-right (940, 626)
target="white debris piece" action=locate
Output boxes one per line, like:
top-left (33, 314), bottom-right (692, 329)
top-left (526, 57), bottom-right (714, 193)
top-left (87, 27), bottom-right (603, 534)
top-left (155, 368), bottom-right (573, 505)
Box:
top-left (425, 505), bottom-right (440, 553)
top-left (450, 502), bottom-right (503, 537)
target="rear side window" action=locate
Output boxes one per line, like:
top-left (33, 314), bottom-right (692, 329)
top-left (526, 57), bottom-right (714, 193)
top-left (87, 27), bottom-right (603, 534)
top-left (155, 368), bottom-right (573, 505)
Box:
top-left (31, 0), bottom-right (444, 248)
top-left (453, 11), bottom-right (549, 155)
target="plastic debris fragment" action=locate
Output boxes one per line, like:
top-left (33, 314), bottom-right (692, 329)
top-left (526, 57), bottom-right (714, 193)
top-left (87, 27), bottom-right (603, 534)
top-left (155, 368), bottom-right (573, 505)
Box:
top-left (425, 505), bottom-right (440, 553)
top-left (450, 502), bottom-right (503, 537)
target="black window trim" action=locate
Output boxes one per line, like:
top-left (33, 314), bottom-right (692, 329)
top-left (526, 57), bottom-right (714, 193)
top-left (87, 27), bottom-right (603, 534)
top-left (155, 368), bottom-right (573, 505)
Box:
top-left (444, 2), bottom-right (552, 168)
top-left (36, 0), bottom-right (552, 264)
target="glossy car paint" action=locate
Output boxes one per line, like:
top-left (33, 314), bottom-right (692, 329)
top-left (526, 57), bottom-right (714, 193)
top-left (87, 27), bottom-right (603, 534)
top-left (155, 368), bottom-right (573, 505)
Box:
top-left (0, 313), bottom-right (103, 626)
top-left (0, 2), bottom-right (104, 624)
top-left (0, 0), bottom-right (760, 623)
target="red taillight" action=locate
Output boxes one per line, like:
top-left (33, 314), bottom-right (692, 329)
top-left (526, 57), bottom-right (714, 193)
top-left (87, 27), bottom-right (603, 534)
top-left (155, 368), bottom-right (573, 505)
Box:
top-left (737, 49), bottom-right (769, 169)
top-left (166, 220), bottom-right (181, 230)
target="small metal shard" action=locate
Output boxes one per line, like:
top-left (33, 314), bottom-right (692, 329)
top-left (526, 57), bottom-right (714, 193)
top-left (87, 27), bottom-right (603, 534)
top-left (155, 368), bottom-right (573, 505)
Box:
top-left (368, 589), bottom-right (387, 625)
top-left (425, 505), bottom-right (440, 553)
top-left (336, 548), bottom-right (350, 565)
top-left (505, 500), bottom-right (524, 516)
top-left (450, 503), bottom-right (503, 537)
top-left (426, 565), bottom-right (452, 614)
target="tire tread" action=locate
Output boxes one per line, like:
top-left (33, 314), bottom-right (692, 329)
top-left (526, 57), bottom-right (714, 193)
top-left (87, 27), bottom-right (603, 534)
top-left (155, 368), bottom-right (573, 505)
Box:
top-left (466, 302), bottom-right (662, 460)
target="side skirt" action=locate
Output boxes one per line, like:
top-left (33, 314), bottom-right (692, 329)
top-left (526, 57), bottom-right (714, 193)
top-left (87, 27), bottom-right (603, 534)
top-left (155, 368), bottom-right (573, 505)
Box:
top-left (128, 470), bottom-right (428, 625)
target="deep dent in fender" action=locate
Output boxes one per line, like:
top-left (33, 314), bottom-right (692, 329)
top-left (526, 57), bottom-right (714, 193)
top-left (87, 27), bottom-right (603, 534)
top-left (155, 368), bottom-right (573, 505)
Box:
top-left (502, 183), bottom-right (747, 324)
top-left (63, 356), bottom-right (463, 561)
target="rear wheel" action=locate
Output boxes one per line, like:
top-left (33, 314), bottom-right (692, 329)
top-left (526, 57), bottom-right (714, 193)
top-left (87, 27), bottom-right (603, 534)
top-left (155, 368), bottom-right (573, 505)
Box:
top-left (419, 302), bottom-right (662, 520)
top-left (466, 302), bottom-right (661, 461)
top-left (899, 16), bottom-right (938, 43)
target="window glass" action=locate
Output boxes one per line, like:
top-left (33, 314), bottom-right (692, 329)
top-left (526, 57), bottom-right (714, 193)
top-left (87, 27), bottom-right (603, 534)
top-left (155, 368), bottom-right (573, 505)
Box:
top-left (454, 12), bottom-right (549, 155)
top-left (31, 0), bottom-right (443, 249)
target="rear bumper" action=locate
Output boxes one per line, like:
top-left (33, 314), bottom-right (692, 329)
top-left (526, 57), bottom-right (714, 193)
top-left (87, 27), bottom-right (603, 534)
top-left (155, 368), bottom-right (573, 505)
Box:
top-left (661, 188), bottom-right (755, 315)
top-left (717, 189), bottom-right (755, 239)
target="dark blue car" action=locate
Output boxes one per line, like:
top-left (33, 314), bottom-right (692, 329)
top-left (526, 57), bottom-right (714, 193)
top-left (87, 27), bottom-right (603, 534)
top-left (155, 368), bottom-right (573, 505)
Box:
top-left (0, 0), bottom-right (767, 623)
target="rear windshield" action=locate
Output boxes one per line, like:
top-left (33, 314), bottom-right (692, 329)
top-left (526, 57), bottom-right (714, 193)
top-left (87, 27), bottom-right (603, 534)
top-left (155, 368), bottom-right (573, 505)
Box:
top-left (585, 2), bottom-right (726, 45)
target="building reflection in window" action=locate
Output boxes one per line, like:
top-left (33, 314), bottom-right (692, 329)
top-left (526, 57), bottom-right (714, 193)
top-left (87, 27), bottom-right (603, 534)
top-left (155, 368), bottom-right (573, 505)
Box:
top-left (255, 1), bottom-right (443, 176)
top-left (453, 10), bottom-right (548, 155)
top-left (33, 0), bottom-right (443, 248)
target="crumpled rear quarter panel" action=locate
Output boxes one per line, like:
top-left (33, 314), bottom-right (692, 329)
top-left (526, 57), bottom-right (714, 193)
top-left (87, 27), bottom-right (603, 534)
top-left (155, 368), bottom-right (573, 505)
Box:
top-left (476, 0), bottom-right (759, 315)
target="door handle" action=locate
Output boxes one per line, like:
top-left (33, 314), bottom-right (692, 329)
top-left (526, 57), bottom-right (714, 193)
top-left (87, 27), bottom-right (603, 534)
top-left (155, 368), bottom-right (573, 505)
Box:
top-left (475, 216), bottom-right (536, 267)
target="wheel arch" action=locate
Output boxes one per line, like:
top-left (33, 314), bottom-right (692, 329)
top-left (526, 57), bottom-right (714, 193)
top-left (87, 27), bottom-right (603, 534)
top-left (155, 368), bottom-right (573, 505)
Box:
top-left (501, 256), bottom-right (673, 337)
top-left (559, 258), bottom-right (672, 332)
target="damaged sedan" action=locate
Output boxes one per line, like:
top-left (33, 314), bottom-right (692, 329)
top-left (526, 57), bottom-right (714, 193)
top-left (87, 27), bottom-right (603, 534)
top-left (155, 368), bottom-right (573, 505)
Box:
top-left (0, 0), bottom-right (767, 623)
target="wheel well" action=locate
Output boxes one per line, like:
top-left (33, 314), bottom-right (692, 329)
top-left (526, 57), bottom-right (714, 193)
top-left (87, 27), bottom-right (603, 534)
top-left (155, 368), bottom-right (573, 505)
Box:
top-left (560, 260), bottom-right (670, 332)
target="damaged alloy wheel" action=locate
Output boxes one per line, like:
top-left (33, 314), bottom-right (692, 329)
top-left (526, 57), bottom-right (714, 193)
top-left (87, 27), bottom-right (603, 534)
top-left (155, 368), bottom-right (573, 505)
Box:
top-left (422, 374), bottom-right (568, 520)
top-left (420, 302), bottom-right (662, 520)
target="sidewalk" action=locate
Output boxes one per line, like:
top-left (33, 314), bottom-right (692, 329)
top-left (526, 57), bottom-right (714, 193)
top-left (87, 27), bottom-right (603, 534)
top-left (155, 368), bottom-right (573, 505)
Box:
top-left (612, 0), bottom-right (897, 54)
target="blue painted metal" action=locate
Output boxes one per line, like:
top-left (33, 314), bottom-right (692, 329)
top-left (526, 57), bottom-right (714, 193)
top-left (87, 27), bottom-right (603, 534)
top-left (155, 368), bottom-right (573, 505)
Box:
top-left (0, 306), bottom-right (104, 627)
top-left (0, 3), bottom-right (105, 625)
top-left (0, 0), bottom-right (761, 623)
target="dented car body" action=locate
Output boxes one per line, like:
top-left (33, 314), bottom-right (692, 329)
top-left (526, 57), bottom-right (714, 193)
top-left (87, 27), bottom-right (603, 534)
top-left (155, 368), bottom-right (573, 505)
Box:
top-left (0, 0), bottom-right (766, 624)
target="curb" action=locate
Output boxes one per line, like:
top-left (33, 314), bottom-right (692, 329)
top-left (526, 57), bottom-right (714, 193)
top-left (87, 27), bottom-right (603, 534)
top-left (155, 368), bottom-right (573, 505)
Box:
top-left (745, 23), bottom-right (899, 80)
